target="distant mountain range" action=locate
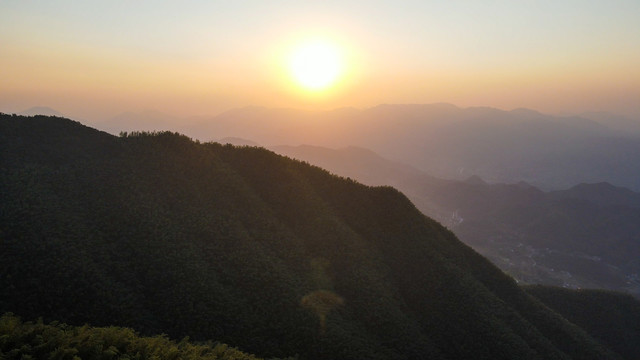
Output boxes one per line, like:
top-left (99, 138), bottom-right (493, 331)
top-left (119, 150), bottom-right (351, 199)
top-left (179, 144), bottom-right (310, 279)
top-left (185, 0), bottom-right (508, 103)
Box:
top-left (8, 105), bottom-right (640, 296)
top-left (3, 114), bottom-right (639, 359)
top-left (15, 104), bottom-right (640, 191)
top-left (273, 145), bottom-right (640, 296)
top-left (18, 106), bottom-right (64, 117)
top-left (580, 111), bottom-right (640, 135)
top-left (179, 104), bottom-right (640, 191)
top-left (94, 110), bottom-right (190, 134)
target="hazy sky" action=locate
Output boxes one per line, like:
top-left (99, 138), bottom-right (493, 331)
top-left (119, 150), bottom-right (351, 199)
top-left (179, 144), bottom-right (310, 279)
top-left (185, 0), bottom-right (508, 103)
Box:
top-left (1, 0), bottom-right (639, 120)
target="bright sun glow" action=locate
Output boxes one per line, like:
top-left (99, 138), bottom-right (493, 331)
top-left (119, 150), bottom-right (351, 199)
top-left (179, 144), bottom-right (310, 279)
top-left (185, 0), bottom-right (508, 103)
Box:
top-left (289, 40), bottom-right (343, 91)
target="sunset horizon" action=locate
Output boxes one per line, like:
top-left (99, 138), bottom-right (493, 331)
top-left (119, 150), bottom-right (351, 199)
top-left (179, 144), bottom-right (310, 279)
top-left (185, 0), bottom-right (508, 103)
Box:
top-left (8, 101), bottom-right (633, 124)
top-left (2, 1), bottom-right (639, 121)
top-left (3, 2), bottom-right (640, 359)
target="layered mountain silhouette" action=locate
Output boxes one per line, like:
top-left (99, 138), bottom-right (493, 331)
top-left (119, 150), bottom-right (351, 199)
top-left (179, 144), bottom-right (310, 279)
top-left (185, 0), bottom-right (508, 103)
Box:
top-left (580, 111), bottom-right (640, 135)
top-left (18, 106), bottom-right (64, 117)
top-left (178, 104), bottom-right (640, 191)
top-left (3, 113), bottom-right (638, 359)
top-left (83, 104), bottom-right (640, 190)
top-left (548, 182), bottom-right (640, 208)
top-left (273, 145), bottom-right (640, 296)
top-left (95, 110), bottom-right (189, 134)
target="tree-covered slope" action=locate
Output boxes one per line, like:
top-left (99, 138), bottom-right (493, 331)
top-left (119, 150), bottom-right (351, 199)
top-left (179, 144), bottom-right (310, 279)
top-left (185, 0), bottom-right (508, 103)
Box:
top-left (0, 114), bottom-right (621, 359)
top-left (525, 285), bottom-right (640, 360)
top-left (0, 313), bottom-right (268, 360)
top-left (273, 144), bottom-right (640, 295)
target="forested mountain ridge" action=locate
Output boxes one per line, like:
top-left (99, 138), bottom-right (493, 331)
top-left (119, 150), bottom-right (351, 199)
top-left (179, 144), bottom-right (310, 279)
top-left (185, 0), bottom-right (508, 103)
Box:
top-left (273, 144), bottom-right (640, 295)
top-left (0, 113), bottom-right (627, 359)
top-left (525, 286), bottom-right (640, 360)
top-left (173, 104), bottom-right (640, 191)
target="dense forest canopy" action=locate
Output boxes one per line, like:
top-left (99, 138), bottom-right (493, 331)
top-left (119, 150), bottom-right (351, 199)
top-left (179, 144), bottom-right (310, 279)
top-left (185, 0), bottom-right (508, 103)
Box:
top-left (1, 114), bottom-right (638, 359)
top-left (0, 313), bottom-right (273, 360)
top-left (525, 286), bottom-right (640, 360)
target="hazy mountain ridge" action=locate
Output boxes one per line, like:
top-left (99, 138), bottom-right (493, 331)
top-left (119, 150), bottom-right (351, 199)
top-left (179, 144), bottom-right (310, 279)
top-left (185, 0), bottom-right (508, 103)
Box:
top-left (18, 106), bottom-right (64, 117)
top-left (580, 111), bottom-right (640, 135)
top-left (272, 144), bottom-right (640, 296)
top-left (0, 113), bottom-right (630, 359)
top-left (95, 110), bottom-right (195, 135)
top-left (549, 182), bottom-right (640, 208)
top-left (24, 103), bottom-right (640, 190)
top-left (180, 104), bottom-right (640, 191)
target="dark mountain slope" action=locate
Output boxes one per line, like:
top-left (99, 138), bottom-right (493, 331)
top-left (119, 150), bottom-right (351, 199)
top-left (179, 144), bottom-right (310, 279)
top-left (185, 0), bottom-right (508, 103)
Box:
top-left (525, 286), bottom-right (640, 360)
top-left (273, 145), bottom-right (640, 295)
top-left (0, 114), bottom-right (620, 359)
top-left (548, 182), bottom-right (640, 208)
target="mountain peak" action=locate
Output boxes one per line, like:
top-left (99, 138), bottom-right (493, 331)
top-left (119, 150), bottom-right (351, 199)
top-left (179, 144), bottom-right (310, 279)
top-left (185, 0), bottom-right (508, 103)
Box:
top-left (569, 181), bottom-right (632, 194)
top-left (18, 106), bottom-right (63, 117)
top-left (1, 113), bottom-right (623, 360)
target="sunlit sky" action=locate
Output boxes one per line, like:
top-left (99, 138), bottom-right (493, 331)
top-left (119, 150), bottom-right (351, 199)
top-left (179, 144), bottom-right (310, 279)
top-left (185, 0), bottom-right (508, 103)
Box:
top-left (1, 0), bottom-right (639, 120)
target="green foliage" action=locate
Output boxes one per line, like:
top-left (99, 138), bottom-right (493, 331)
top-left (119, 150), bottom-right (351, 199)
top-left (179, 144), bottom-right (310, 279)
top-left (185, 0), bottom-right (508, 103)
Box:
top-left (0, 313), bottom-right (264, 360)
top-left (0, 114), bottom-right (628, 359)
top-left (525, 285), bottom-right (640, 360)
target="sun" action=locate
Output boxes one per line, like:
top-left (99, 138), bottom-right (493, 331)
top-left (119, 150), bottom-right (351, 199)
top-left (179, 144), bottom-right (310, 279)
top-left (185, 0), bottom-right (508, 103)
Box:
top-left (289, 40), bottom-right (343, 91)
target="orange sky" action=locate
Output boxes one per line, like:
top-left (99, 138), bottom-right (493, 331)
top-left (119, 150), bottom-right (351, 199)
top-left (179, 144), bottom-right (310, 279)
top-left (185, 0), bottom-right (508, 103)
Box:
top-left (1, 1), bottom-right (639, 120)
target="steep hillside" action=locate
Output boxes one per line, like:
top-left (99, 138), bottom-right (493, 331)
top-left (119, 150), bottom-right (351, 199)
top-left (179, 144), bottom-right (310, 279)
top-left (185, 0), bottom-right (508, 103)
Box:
top-left (525, 286), bottom-right (640, 360)
top-left (273, 145), bottom-right (640, 296)
top-left (0, 114), bottom-right (623, 359)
